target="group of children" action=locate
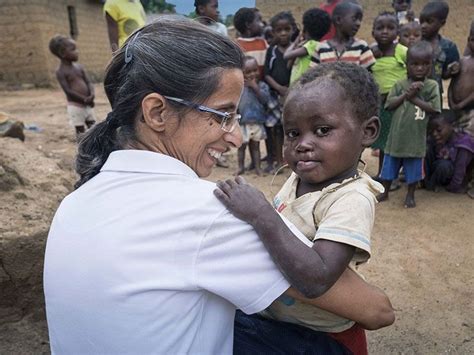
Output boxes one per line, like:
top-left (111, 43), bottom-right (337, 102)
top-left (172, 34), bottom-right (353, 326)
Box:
top-left (231, 0), bottom-right (473, 206)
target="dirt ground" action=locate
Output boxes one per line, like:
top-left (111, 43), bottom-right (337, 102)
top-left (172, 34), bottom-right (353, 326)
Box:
top-left (1, 85), bottom-right (473, 354)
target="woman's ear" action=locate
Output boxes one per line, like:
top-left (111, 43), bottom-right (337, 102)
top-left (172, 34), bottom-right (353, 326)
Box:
top-left (362, 116), bottom-right (380, 147)
top-left (141, 93), bottom-right (168, 133)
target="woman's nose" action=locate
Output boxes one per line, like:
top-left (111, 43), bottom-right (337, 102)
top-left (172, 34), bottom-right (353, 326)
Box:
top-left (225, 125), bottom-right (243, 148)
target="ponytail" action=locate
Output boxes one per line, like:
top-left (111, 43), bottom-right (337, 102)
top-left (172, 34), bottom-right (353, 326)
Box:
top-left (74, 113), bottom-right (119, 189)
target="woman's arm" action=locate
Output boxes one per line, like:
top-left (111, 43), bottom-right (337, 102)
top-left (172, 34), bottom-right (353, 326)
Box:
top-left (285, 268), bottom-right (395, 330)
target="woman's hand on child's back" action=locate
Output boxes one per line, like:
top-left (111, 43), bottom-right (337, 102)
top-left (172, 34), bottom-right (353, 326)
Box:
top-left (214, 176), bottom-right (273, 226)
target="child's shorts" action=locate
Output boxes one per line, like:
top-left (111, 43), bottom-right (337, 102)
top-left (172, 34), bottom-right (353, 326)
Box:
top-left (67, 104), bottom-right (96, 127)
top-left (380, 154), bottom-right (424, 184)
top-left (240, 123), bottom-right (266, 144)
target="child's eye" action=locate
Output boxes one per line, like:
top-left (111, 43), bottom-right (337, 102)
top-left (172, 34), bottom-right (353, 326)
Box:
top-left (315, 127), bottom-right (331, 136)
top-left (286, 130), bottom-right (299, 139)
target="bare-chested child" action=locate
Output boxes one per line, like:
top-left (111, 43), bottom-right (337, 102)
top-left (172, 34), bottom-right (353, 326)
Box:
top-left (448, 21), bottom-right (474, 137)
top-left (48, 35), bottom-right (96, 139)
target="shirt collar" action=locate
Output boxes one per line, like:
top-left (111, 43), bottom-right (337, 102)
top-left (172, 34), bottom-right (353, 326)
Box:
top-left (101, 150), bottom-right (198, 178)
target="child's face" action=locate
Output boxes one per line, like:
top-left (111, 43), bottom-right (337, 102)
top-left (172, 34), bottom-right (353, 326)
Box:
top-left (272, 19), bottom-right (292, 46)
top-left (243, 59), bottom-right (259, 82)
top-left (392, 0), bottom-right (410, 13)
top-left (62, 39), bottom-right (78, 62)
top-left (337, 6), bottom-right (363, 38)
top-left (282, 80), bottom-right (368, 187)
top-left (407, 50), bottom-right (432, 81)
top-left (468, 32), bottom-right (474, 54)
top-left (248, 11), bottom-right (264, 37)
top-left (420, 13), bottom-right (445, 39)
top-left (199, 0), bottom-right (219, 21)
top-left (431, 119), bottom-right (453, 145)
top-left (399, 24), bottom-right (422, 47)
top-left (372, 16), bottom-right (398, 46)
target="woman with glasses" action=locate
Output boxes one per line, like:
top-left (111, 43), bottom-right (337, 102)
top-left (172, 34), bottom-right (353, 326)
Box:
top-left (44, 17), bottom-right (392, 354)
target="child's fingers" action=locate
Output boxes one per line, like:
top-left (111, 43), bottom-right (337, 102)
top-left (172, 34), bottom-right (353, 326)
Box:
top-left (235, 176), bottom-right (247, 185)
top-left (216, 180), bottom-right (232, 196)
top-left (213, 189), bottom-right (230, 204)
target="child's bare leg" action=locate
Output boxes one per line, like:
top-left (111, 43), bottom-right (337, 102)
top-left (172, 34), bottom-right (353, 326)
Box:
top-left (236, 144), bottom-right (247, 175)
top-left (75, 125), bottom-right (86, 142)
top-left (404, 183), bottom-right (417, 208)
top-left (249, 140), bottom-right (262, 176)
top-left (377, 180), bottom-right (392, 202)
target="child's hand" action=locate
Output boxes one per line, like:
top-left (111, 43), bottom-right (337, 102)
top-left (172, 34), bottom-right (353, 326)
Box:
top-left (214, 176), bottom-right (273, 226)
top-left (246, 78), bottom-right (259, 92)
top-left (447, 61), bottom-right (460, 76)
top-left (405, 82), bottom-right (424, 98)
top-left (277, 85), bottom-right (288, 97)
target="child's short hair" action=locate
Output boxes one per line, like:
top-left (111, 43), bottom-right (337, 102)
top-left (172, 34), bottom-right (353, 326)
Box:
top-left (270, 11), bottom-right (296, 30)
top-left (420, 1), bottom-right (449, 21)
top-left (234, 7), bottom-right (259, 34)
top-left (49, 35), bottom-right (70, 58)
top-left (244, 55), bottom-right (257, 63)
top-left (407, 40), bottom-right (433, 61)
top-left (400, 20), bottom-right (421, 33)
top-left (194, 0), bottom-right (211, 15)
top-left (295, 62), bottom-right (379, 122)
top-left (373, 11), bottom-right (398, 28)
top-left (332, 1), bottom-right (362, 25)
top-left (302, 8), bottom-right (331, 41)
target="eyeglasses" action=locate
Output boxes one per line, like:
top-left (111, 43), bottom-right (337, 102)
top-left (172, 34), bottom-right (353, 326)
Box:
top-left (163, 96), bottom-right (241, 133)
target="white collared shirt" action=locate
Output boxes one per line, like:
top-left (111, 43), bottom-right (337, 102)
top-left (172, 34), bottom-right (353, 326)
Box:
top-left (44, 150), bottom-right (289, 355)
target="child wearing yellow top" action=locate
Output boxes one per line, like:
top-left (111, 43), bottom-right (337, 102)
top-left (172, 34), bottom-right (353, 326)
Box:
top-left (370, 12), bottom-right (407, 178)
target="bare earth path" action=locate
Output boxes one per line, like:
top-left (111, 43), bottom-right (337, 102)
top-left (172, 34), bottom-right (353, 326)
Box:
top-left (1, 86), bottom-right (472, 354)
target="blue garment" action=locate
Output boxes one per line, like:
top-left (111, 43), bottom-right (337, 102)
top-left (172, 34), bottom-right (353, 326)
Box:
top-left (234, 310), bottom-right (350, 354)
top-left (238, 82), bottom-right (271, 124)
top-left (431, 35), bottom-right (460, 98)
top-left (380, 155), bottom-right (424, 184)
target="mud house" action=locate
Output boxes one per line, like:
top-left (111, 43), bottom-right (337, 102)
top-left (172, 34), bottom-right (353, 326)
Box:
top-left (256, 0), bottom-right (473, 54)
top-left (0, 1), bottom-right (111, 88)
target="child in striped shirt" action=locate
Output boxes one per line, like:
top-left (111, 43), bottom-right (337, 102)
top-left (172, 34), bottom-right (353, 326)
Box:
top-left (311, 2), bottom-right (375, 70)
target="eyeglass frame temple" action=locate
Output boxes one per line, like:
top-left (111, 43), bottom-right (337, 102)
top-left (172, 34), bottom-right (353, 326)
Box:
top-left (163, 96), bottom-right (231, 120)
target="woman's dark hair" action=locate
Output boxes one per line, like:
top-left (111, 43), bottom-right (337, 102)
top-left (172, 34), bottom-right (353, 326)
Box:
top-left (302, 8), bottom-right (331, 41)
top-left (233, 7), bottom-right (258, 34)
top-left (293, 62), bottom-right (379, 122)
top-left (75, 17), bottom-right (244, 189)
top-left (270, 11), bottom-right (296, 30)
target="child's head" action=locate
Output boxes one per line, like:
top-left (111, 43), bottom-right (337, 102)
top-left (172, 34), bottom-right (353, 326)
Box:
top-left (243, 56), bottom-right (259, 82)
top-left (194, 0), bottom-right (219, 22)
top-left (468, 20), bottom-right (474, 55)
top-left (399, 21), bottom-right (422, 47)
top-left (406, 40), bottom-right (433, 81)
top-left (332, 2), bottom-right (364, 38)
top-left (420, 1), bottom-right (449, 39)
top-left (282, 62), bottom-right (380, 185)
top-left (302, 8), bottom-right (331, 41)
top-left (270, 11), bottom-right (295, 47)
top-left (429, 112), bottom-right (454, 145)
top-left (234, 7), bottom-right (264, 37)
top-left (391, 0), bottom-right (411, 13)
top-left (372, 11), bottom-right (398, 46)
top-left (49, 35), bottom-right (78, 61)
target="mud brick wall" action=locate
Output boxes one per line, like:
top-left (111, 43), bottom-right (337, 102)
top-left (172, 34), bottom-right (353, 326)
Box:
top-left (0, 1), bottom-right (111, 87)
top-left (256, 0), bottom-right (473, 52)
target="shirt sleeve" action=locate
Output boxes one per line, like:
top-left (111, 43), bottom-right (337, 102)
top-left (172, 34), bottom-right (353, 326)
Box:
top-left (310, 43), bottom-right (321, 68)
top-left (425, 81), bottom-right (442, 113)
top-left (360, 42), bottom-right (376, 70)
top-left (103, 0), bottom-right (119, 21)
top-left (195, 209), bottom-right (289, 314)
top-left (314, 190), bottom-right (375, 263)
top-left (384, 80), bottom-right (403, 109)
top-left (442, 41), bottom-right (460, 76)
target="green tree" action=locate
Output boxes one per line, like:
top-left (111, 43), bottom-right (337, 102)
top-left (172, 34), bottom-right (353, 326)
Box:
top-left (224, 14), bottom-right (234, 27)
top-left (141, 0), bottom-right (176, 14)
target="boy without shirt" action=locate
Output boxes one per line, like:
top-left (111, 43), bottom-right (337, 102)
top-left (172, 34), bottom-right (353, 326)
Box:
top-left (49, 35), bottom-right (96, 139)
top-left (448, 21), bottom-right (474, 137)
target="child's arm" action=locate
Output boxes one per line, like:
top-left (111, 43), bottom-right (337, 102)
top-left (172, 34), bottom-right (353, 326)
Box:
top-left (264, 75), bottom-right (288, 97)
top-left (442, 42), bottom-right (461, 79)
top-left (283, 33), bottom-right (308, 60)
top-left (214, 177), bottom-right (356, 299)
top-left (286, 268), bottom-right (395, 330)
top-left (446, 148), bottom-right (472, 193)
top-left (408, 81), bottom-right (441, 114)
top-left (55, 70), bottom-right (89, 104)
top-left (385, 81), bottom-right (421, 111)
top-left (408, 97), bottom-right (439, 113)
top-left (81, 66), bottom-right (95, 107)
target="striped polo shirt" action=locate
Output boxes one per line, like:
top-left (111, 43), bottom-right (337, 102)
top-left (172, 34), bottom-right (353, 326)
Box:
top-left (311, 38), bottom-right (376, 70)
top-left (237, 37), bottom-right (268, 79)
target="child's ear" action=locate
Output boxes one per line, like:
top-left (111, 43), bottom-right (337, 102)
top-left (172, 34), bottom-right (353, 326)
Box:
top-left (141, 93), bottom-right (169, 133)
top-left (361, 116), bottom-right (380, 146)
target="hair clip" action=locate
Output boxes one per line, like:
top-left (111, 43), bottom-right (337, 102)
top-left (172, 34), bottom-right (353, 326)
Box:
top-left (124, 31), bottom-right (141, 65)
